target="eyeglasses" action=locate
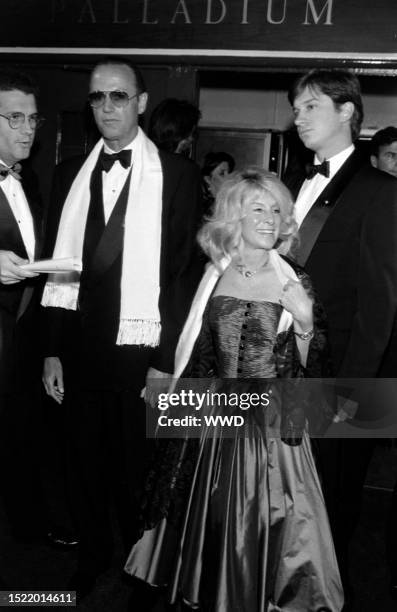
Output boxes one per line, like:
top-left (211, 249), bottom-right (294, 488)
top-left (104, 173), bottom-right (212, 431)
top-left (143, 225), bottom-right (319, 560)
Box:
top-left (87, 90), bottom-right (139, 109)
top-left (0, 112), bottom-right (45, 130)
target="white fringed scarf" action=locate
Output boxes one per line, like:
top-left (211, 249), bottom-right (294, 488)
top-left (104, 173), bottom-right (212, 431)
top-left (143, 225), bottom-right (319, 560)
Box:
top-left (170, 249), bottom-right (298, 389)
top-left (41, 127), bottom-right (163, 346)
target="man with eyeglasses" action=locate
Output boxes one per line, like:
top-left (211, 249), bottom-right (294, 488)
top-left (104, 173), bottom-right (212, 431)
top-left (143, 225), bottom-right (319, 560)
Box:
top-left (0, 69), bottom-right (48, 544)
top-left (0, 70), bottom-right (41, 317)
top-left (41, 57), bottom-right (203, 596)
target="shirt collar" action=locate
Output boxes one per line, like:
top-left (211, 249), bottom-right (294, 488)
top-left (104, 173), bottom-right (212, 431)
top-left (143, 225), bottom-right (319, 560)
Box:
top-left (102, 130), bottom-right (139, 160)
top-left (314, 144), bottom-right (355, 179)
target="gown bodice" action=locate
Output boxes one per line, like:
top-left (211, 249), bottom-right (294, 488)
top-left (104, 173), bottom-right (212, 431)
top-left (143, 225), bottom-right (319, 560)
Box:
top-left (208, 295), bottom-right (283, 378)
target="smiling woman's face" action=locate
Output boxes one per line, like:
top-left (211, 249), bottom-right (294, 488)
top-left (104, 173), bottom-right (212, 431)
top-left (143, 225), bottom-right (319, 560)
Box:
top-left (240, 191), bottom-right (282, 253)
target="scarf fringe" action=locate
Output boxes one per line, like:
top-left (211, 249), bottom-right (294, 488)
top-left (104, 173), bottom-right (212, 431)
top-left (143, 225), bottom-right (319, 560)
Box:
top-left (41, 281), bottom-right (79, 310)
top-left (117, 319), bottom-right (161, 347)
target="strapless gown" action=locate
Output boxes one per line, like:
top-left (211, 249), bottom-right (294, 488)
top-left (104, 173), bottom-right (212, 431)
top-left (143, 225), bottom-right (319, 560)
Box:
top-left (125, 297), bottom-right (343, 611)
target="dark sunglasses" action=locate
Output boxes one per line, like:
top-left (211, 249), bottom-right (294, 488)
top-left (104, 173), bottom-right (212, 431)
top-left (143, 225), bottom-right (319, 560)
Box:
top-left (87, 90), bottom-right (139, 109)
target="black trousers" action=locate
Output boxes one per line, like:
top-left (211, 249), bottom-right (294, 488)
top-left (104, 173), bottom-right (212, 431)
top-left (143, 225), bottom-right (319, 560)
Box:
top-left (313, 437), bottom-right (375, 591)
top-left (0, 299), bottom-right (66, 540)
top-left (66, 347), bottom-right (154, 575)
top-left (387, 464), bottom-right (397, 584)
top-left (0, 387), bottom-right (49, 539)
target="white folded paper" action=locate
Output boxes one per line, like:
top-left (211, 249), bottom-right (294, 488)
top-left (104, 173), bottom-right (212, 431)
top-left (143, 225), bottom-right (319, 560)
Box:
top-left (20, 257), bottom-right (82, 274)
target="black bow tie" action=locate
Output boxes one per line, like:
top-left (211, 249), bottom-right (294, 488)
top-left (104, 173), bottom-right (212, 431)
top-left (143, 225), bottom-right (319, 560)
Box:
top-left (0, 162), bottom-right (22, 181)
top-left (305, 160), bottom-right (330, 180)
top-left (100, 149), bottom-right (132, 173)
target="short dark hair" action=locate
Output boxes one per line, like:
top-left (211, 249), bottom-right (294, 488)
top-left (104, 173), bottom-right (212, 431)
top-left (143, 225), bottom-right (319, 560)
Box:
top-left (288, 69), bottom-right (364, 141)
top-left (370, 126), bottom-right (397, 157)
top-left (148, 98), bottom-right (201, 152)
top-left (0, 67), bottom-right (38, 99)
top-left (91, 56), bottom-right (146, 95)
top-left (202, 151), bottom-right (235, 178)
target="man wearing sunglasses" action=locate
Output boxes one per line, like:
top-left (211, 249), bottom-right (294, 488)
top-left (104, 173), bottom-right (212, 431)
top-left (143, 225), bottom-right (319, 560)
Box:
top-left (42, 57), bottom-right (203, 596)
top-left (0, 69), bottom-right (48, 544)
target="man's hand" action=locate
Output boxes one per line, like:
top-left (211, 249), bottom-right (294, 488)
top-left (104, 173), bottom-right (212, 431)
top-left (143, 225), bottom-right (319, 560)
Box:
top-left (0, 250), bottom-right (38, 285)
top-left (142, 366), bottom-right (171, 408)
top-left (43, 357), bottom-right (64, 405)
top-left (333, 396), bottom-right (358, 423)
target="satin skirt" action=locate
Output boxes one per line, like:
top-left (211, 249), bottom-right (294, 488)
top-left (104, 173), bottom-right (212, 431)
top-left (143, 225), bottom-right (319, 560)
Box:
top-left (125, 401), bottom-right (343, 611)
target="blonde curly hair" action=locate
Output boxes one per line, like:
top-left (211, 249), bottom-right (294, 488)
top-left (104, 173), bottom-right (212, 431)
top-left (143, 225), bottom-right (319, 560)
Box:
top-left (198, 167), bottom-right (297, 267)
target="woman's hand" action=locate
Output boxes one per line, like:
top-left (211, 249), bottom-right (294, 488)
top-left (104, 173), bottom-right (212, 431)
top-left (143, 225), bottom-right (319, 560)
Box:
top-left (279, 279), bottom-right (314, 333)
top-left (279, 279), bottom-right (314, 367)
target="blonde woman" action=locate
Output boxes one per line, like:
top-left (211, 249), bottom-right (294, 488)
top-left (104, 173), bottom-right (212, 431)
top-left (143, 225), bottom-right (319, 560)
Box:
top-left (125, 168), bottom-right (343, 611)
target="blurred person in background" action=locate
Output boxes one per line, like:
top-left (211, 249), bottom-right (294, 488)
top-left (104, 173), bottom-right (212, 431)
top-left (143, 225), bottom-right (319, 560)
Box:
top-left (201, 150), bottom-right (235, 213)
top-left (370, 126), bottom-right (397, 600)
top-left (148, 97), bottom-right (201, 157)
top-left (370, 126), bottom-right (397, 178)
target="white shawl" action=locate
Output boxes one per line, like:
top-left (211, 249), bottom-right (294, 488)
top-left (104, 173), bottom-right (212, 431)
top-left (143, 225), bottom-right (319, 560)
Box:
top-left (171, 249), bottom-right (299, 388)
top-left (41, 127), bottom-right (163, 346)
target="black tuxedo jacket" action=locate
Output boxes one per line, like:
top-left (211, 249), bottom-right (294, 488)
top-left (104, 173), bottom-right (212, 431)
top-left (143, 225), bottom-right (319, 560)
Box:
top-left (0, 166), bottom-right (43, 390)
top-left (43, 149), bottom-right (204, 387)
top-left (284, 150), bottom-right (397, 378)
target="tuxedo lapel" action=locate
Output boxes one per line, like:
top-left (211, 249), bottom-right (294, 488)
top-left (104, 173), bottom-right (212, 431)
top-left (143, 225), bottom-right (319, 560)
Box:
top-left (83, 160), bottom-right (105, 267)
top-left (294, 204), bottom-right (334, 267)
top-left (294, 151), bottom-right (363, 267)
top-left (157, 152), bottom-right (173, 282)
top-left (88, 170), bottom-right (132, 281)
top-left (0, 185), bottom-right (27, 258)
top-left (29, 200), bottom-right (42, 259)
top-left (21, 169), bottom-right (43, 259)
top-left (1, 172), bottom-right (43, 320)
top-left (17, 175), bottom-right (44, 320)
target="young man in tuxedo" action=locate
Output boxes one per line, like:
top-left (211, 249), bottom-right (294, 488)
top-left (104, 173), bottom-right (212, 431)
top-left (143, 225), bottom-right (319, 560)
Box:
top-left (284, 69), bottom-right (397, 605)
top-left (42, 58), bottom-right (203, 596)
top-left (370, 124), bottom-right (397, 600)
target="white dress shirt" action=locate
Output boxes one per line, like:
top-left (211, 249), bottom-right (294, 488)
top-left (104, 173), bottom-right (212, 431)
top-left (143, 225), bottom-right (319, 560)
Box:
top-left (294, 145), bottom-right (355, 228)
top-left (0, 161), bottom-right (35, 261)
top-left (102, 140), bottom-right (135, 224)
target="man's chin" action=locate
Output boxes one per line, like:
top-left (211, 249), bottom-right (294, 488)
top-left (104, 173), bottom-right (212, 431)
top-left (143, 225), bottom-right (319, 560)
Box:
top-left (16, 147), bottom-right (32, 160)
top-left (102, 132), bottom-right (122, 144)
top-left (300, 137), bottom-right (315, 150)
top-left (99, 124), bottom-right (120, 136)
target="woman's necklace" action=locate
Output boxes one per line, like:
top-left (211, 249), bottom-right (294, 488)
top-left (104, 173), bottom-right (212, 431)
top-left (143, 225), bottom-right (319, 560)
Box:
top-left (232, 256), bottom-right (269, 279)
